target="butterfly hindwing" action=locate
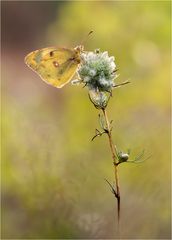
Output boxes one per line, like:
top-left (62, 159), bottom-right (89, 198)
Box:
top-left (25, 47), bottom-right (80, 88)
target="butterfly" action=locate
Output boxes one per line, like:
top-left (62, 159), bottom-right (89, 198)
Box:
top-left (24, 31), bottom-right (93, 88)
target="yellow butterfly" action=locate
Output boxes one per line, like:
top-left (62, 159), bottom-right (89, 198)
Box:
top-left (24, 31), bottom-right (93, 88)
top-left (25, 46), bottom-right (83, 88)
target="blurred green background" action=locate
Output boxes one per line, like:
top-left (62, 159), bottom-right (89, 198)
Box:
top-left (1, 1), bottom-right (171, 239)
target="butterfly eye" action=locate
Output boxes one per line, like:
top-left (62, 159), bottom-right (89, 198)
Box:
top-left (53, 61), bottom-right (59, 67)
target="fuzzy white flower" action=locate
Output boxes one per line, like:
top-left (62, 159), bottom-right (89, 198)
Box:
top-left (89, 69), bottom-right (96, 77)
top-left (78, 49), bottom-right (117, 92)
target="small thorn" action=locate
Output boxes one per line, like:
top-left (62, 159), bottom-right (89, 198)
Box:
top-left (113, 80), bottom-right (130, 89)
top-left (104, 179), bottom-right (118, 198)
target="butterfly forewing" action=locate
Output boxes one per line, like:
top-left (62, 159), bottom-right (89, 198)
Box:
top-left (25, 47), bottom-right (80, 88)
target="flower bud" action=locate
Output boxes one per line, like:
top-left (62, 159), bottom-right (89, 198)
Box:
top-left (118, 152), bottom-right (129, 162)
top-left (89, 89), bottom-right (110, 109)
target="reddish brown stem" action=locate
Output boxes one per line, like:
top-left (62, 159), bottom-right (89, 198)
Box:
top-left (102, 108), bottom-right (121, 235)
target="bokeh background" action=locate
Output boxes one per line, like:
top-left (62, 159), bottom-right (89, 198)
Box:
top-left (1, 1), bottom-right (171, 239)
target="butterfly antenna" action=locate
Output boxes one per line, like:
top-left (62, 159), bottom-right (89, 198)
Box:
top-left (80, 30), bottom-right (93, 45)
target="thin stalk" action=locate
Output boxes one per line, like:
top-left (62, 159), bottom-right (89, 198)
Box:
top-left (102, 108), bottom-right (121, 234)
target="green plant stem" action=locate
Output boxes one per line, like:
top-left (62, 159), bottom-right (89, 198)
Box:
top-left (102, 108), bottom-right (121, 233)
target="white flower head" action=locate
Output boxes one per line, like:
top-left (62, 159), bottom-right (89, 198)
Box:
top-left (78, 49), bottom-right (117, 92)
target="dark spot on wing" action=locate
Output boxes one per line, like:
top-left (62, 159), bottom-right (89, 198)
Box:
top-left (53, 61), bottom-right (59, 67)
top-left (50, 51), bottom-right (54, 57)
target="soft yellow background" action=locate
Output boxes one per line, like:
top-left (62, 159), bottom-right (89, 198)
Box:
top-left (2, 1), bottom-right (171, 239)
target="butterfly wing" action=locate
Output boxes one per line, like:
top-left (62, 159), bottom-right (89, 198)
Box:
top-left (25, 47), bottom-right (80, 88)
